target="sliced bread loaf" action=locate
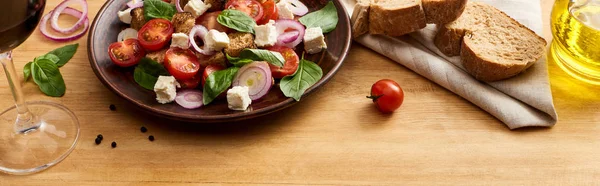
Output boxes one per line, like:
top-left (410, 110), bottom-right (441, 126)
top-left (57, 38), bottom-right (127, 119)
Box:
top-left (422, 0), bottom-right (468, 24)
top-left (435, 2), bottom-right (547, 81)
top-left (351, 0), bottom-right (371, 38)
top-left (368, 0), bottom-right (427, 36)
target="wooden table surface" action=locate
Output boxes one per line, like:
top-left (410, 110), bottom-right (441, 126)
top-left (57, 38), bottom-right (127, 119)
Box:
top-left (3, 0), bottom-right (600, 185)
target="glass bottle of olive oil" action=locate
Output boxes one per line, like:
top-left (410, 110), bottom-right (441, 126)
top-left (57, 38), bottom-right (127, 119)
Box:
top-left (551, 0), bottom-right (600, 85)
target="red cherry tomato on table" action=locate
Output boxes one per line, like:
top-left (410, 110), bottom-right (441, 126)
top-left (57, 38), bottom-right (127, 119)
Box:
top-left (137, 19), bottom-right (174, 51)
top-left (225, 0), bottom-right (264, 22)
top-left (266, 46), bottom-right (300, 79)
top-left (368, 79), bottom-right (404, 113)
top-left (201, 64), bottom-right (227, 87)
top-left (257, 0), bottom-right (278, 25)
top-left (196, 11), bottom-right (231, 33)
top-left (108, 39), bottom-right (146, 67)
top-left (164, 48), bottom-right (201, 80)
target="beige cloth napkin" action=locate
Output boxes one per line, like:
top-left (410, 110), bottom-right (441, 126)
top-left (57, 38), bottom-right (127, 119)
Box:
top-left (341, 0), bottom-right (558, 129)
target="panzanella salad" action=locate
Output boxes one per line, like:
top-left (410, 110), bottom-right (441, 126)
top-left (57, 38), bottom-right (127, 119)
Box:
top-left (109, 0), bottom-right (338, 111)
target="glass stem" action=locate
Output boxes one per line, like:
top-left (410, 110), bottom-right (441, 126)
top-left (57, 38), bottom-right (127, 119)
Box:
top-left (0, 51), bottom-right (36, 133)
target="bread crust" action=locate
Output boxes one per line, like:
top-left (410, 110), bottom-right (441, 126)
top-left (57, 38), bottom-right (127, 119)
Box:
top-left (460, 34), bottom-right (529, 82)
top-left (369, 1), bottom-right (426, 36)
top-left (422, 0), bottom-right (467, 24)
top-left (351, 0), bottom-right (371, 38)
top-left (434, 24), bottom-right (467, 56)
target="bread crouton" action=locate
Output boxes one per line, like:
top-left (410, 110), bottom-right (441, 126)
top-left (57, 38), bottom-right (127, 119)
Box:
top-left (130, 7), bottom-right (146, 30)
top-left (196, 51), bottom-right (227, 67)
top-left (171, 12), bottom-right (195, 34)
top-left (146, 49), bottom-right (168, 64)
top-left (224, 32), bottom-right (256, 57)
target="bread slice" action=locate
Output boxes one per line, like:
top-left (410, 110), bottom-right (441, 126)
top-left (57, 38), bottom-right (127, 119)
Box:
top-left (369, 0), bottom-right (427, 36)
top-left (435, 2), bottom-right (547, 81)
top-left (351, 0), bottom-right (371, 38)
top-left (422, 0), bottom-right (467, 24)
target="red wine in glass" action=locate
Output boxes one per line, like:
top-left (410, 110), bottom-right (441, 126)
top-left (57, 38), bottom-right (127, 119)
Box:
top-left (0, 0), bottom-right (80, 175)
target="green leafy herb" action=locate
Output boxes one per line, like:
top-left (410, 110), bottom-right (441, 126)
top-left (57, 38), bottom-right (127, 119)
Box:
top-left (279, 57), bottom-right (323, 101)
top-left (217, 9), bottom-right (257, 34)
top-left (203, 67), bottom-right (240, 105)
top-left (133, 58), bottom-right (170, 90)
top-left (227, 49), bottom-right (285, 67)
top-left (47, 43), bottom-right (78, 67)
top-left (144, 0), bottom-right (177, 21)
top-left (35, 54), bottom-right (60, 64)
top-left (298, 1), bottom-right (338, 33)
top-left (24, 62), bottom-right (32, 80)
top-left (31, 59), bottom-right (66, 97)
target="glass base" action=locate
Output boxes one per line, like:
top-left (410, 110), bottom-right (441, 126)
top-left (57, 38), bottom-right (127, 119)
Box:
top-left (551, 40), bottom-right (600, 85)
top-left (0, 101), bottom-right (79, 175)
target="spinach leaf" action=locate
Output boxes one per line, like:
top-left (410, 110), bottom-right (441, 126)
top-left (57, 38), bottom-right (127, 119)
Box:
top-left (144, 0), bottom-right (177, 21)
top-left (35, 54), bottom-right (60, 64)
top-left (217, 9), bottom-right (256, 34)
top-left (298, 1), bottom-right (338, 33)
top-left (279, 58), bottom-right (323, 101)
top-left (134, 58), bottom-right (170, 90)
top-left (47, 43), bottom-right (78, 67)
top-left (24, 62), bottom-right (32, 81)
top-left (31, 59), bottom-right (66, 97)
top-left (203, 67), bottom-right (240, 105)
top-left (227, 49), bottom-right (285, 67)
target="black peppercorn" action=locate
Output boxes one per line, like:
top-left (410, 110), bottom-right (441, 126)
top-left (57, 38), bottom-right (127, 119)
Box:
top-left (111, 141), bottom-right (117, 148)
top-left (148, 135), bottom-right (155, 141)
top-left (95, 138), bottom-right (102, 145)
top-left (140, 126), bottom-right (147, 133)
top-left (97, 134), bottom-right (103, 140)
top-left (109, 104), bottom-right (116, 111)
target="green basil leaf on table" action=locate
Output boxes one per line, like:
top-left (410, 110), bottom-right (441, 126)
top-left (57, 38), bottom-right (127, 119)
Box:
top-left (134, 58), bottom-right (170, 90)
top-left (23, 62), bottom-right (32, 81)
top-left (31, 59), bottom-right (66, 97)
top-left (144, 0), bottom-right (177, 21)
top-left (226, 54), bottom-right (254, 67)
top-left (47, 43), bottom-right (78, 67)
top-left (35, 54), bottom-right (60, 64)
top-left (280, 58), bottom-right (323, 101)
top-left (217, 9), bottom-right (256, 34)
top-left (203, 67), bottom-right (240, 105)
top-left (298, 1), bottom-right (338, 33)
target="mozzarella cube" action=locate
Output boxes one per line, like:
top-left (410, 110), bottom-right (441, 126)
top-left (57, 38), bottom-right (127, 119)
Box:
top-left (276, 1), bottom-right (295, 20)
top-left (303, 27), bottom-right (327, 54)
top-left (205, 29), bottom-right (230, 51)
top-left (118, 8), bottom-right (133, 24)
top-left (170, 33), bottom-right (190, 49)
top-left (254, 20), bottom-right (278, 47)
top-left (154, 76), bottom-right (181, 104)
top-left (227, 86), bottom-right (252, 111)
top-left (184, 0), bottom-right (211, 18)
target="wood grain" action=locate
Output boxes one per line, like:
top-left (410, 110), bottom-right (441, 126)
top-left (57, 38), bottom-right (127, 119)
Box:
top-left (3, 0), bottom-right (600, 185)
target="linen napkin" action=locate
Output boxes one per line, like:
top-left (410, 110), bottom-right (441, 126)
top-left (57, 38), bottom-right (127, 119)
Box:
top-left (341, 0), bottom-right (558, 129)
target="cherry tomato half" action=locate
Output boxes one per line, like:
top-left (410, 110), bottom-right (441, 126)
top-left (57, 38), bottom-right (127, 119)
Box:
top-left (179, 72), bottom-right (203, 89)
top-left (196, 11), bottom-right (231, 33)
top-left (164, 48), bottom-right (201, 80)
top-left (368, 79), bottom-right (404, 113)
top-left (225, 0), bottom-right (264, 22)
top-left (137, 19), bottom-right (174, 51)
top-left (257, 0), bottom-right (278, 25)
top-left (108, 39), bottom-right (146, 67)
top-left (201, 64), bottom-right (227, 87)
top-left (266, 46), bottom-right (300, 79)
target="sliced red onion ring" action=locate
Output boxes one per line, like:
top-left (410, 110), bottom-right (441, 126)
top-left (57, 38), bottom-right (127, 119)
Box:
top-left (40, 7), bottom-right (90, 42)
top-left (286, 0), bottom-right (309, 16)
top-left (176, 0), bottom-right (184, 12)
top-left (127, 0), bottom-right (143, 9)
top-left (117, 28), bottom-right (138, 42)
top-left (275, 19), bottom-right (305, 48)
top-left (189, 25), bottom-right (216, 56)
top-left (232, 62), bottom-right (273, 101)
top-left (50, 0), bottom-right (89, 34)
top-left (278, 30), bottom-right (299, 44)
top-left (175, 90), bottom-right (204, 109)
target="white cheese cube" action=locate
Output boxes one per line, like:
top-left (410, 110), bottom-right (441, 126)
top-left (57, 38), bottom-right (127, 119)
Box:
top-left (154, 76), bottom-right (181, 104)
top-left (118, 8), bottom-right (133, 24)
top-left (184, 0), bottom-right (211, 18)
top-left (254, 20), bottom-right (278, 47)
top-left (303, 27), bottom-right (327, 54)
top-left (205, 29), bottom-right (230, 51)
top-left (170, 33), bottom-right (190, 49)
top-left (227, 86), bottom-right (252, 111)
top-left (276, 1), bottom-right (295, 20)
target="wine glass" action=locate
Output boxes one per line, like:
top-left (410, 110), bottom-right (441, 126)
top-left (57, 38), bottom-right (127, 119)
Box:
top-left (0, 0), bottom-right (79, 175)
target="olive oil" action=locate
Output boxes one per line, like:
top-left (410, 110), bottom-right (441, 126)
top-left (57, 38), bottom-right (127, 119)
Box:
top-left (551, 0), bottom-right (600, 84)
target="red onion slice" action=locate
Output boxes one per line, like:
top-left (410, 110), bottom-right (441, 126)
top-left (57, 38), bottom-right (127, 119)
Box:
top-left (278, 30), bottom-right (299, 44)
top-left (50, 0), bottom-right (89, 34)
top-left (285, 0), bottom-right (309, 16)
top-left (232, 62), bottom-right (273, 101)
top-left (117, 28), bottom-right (138, 42)
top-left (175, 90), bottom-right (204, 109)
top-left (127, 0), bottom-right (144, 9)
top-left (175, 0), bottom-right (184, 12)
top-left (40, 7), bottom-right (90, 42)
top-left (274, 19), bottom-right (305, 48)
top-left (189, 25), bottom-right (216, 55)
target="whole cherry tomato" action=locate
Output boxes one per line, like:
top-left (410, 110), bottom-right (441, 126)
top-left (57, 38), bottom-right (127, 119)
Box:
top-left (368, 79), bottom-right (404, 113)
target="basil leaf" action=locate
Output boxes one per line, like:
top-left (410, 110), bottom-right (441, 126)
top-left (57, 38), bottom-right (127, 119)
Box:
top-left (23, 62), bottom-right (32, 81)
top-left (240, 49), bottom-right (284, 67)
top-left (298, 1), bottom-right (338, 33)
top-left (279, 58), bottom-right (323, 101)
top-left (47, 43), bottom-right (78, 67)
top-left (203, 67), bottom-right (240, 105)
top-left (134, 58), bottom-right (170, 90)
top-left (217, 9), bottom-right (256, 34)
top-left (35, 54), bottom-right (60, 64)
top-left (144, 0), bottom-right (177, 21)
top-left (226, 53), bottom-right (254, 67)
top-left (31, 59), bottom-right (66, 97)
